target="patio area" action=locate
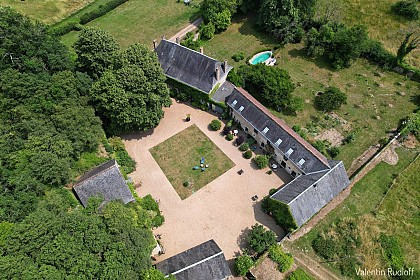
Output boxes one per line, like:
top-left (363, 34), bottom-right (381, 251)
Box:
top-left (123, 100), bottom-right (292, 262)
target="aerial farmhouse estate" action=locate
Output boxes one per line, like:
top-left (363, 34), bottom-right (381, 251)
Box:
top-left (155, 38), bottom-right (350, 229)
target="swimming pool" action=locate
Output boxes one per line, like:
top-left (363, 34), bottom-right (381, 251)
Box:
top-left (249, 51), bottom-right (272, 65)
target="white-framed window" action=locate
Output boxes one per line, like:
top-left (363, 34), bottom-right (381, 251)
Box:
top-left (238, 106), bottom-right (244, 112)
top-left (297, 158), bottom-right (305, 166)
top-left (262, 127), bottom-right (269, 134)
top-left (231, 100), bottom-right (237, 106)
top-left (275, 138), bottom-right (282, 146)
top-left (285, 148), bottom-right (294, 157)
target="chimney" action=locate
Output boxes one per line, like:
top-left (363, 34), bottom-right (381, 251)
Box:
top-left (200, 46), bottom-right (204, 54)
top-left (176, 37), bottom-right (180, 44)
top-left (161, 35), bottom-right (165, 40)
top-left (223, 60), bottom-right (228, 72)
top-left (153, 40), bottom-right (157, 50)
top-left (215, 66), bottom-right (220, 81)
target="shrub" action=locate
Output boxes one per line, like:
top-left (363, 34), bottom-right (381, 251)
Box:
top-left (248, 224), bottom-right (277, 254)
top-left (315, 87), bottom-right (347, 112)
top-left (311, 140), bottom-right (328, 156)
top-left (379, 233), bottom-right (405, 271)
top-left (199, 22), bottom-right (215, 40)
top-left (239, 143), bottom-right (250, 151)
top-left (343, 133), bottom-right (356, 144)
top-left (287, 268), bottom-right (313, 280)
top-left (183, 181), bottom-right (189, 187)
top-left (268, 245), bottom-right (294, 273)
top-left (181, 32), bottom-right (202, 51)
top-left (80, 0), bottom-right (129, 24)
top-left (209, 119), bottom-right (222, 130)
top-left (140, 194), bottom-right (165, 227)
top-left (232, 51), bottom-right (245, 62)
top-left (361, 39), bottom-right (396, 69)
top-left (328, 146), bottom-right (340, 158)
top-left (109, 137), bottom-right (136, 174)
top-left (391, 0), bottom-right (419, 20)
top-left (262, 198), bottom-right (298, 231)
top-left (244, 150), bottom-right (253, 159)
top-left (235, 255), bottom-right (254, 276)
top-left (50, 21), bottom-right (78, 36)
top-left (226, 133), bottom-right (234, 141)
top-left (269, 188), bottom-right (277, 196)
top-left (253, 155), bottom-right (270, 169)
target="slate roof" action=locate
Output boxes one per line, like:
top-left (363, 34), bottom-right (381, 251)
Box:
top-left (227, 86), bottom-right (330, 173)
top-left (272, 161), bottom-right (350, 227)
top-left (155, 240), bottom-right (232, 280)
top-left (155, 39), bottom-right (232, 94)
top-left (211, 81), bottom-right (235, 103)
top-left (73, 159), bottom-right (134, 207)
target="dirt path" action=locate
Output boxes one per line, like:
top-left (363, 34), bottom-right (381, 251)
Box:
top-left (169, 17), bottom-right (202, 42)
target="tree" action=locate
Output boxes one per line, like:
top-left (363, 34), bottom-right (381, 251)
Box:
top-left (315, 87), bottom-right (347, 111)
top-left (0, 7), bottom-right (71, 73)
top-left (90, 43), bottom-right (171, 134)
top-left (200, 0), bottom-right (237, 31)
top-left (210, 119), bottom-right (222, 130)
top-left (0, 192), bottom-right (156, 279)
top-left (248, 223), bottom-right (277, 253)
top-left (256, 0), bottom-right (315, 44)
top-left (306, 23), bottom-right (369, 69)
top-left (391, 0), bottom-right (419, 20)
top-left (253, 155), bottom-right (270, 169)
top-left (235, 254), bottom-right (254, 276)
top-left (199, 22), bottom-right (216, 40)
top-left (74, 27), bottom-right (120, 79)
top-left (237, 64), bottom-right (296, 113)
top-left (396, 32), bottom-right (419, 63)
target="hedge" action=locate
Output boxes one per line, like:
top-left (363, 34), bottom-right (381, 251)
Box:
top-left (141, 194), bottom-right (165, 227)
top-left (261, 197), bottom-right (298, 231)
top-left (80, 0), bottom-right (130, 24)
top-left (268, 245), bottom-right (294, 273)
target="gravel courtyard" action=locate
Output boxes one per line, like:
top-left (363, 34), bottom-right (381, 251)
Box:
top-left (123, 100), bottom-right (290, 262)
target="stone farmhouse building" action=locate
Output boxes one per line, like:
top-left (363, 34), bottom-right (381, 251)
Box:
top-left (154, 39), bottom-right (350, 228)
top-left (73, 159), bottom-right (134, 208)
top-left (155, 239), bottom-right (232, 280)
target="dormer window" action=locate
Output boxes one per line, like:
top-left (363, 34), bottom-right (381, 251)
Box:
top-left (238, 106), bottom-right (244, 112)
top-left (285, 148), bottom-right (294, 157)
top-left (231, 100), bottom-right (237, 107)
top-left (297, 158), bottom-right (305, 166)
top-left (262, 127), bottom-right (269, 134)
top-left (275, 138), bottom-right (282, 146)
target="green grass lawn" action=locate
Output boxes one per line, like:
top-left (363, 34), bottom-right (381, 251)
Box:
top-left (315, 0), bottom-right (420, 67)
top-left (150, 125), bottom-right (234, 199)
top-left (288, 147), bottom-right (419, 276)
top-left (204, 16), bottom-right (419, 169)
top-left (60, 0), bottom-right (201, 49)
top-left (1, 0), bottom-right (93, 24)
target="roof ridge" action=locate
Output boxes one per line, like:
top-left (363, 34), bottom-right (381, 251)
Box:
top-left (235, 87), bottom-right (330, 168)
top-left (167, 251), bottom-right (224, 277)
top-left (284, 161), bottom-right (343, 205)
top-left (161, 39), bottom-right (221, 64)
top-left (74, 160), bottom-right (117, 188)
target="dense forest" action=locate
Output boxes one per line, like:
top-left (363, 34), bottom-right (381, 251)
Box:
top-left (0, 7), bottom-right (169, 279)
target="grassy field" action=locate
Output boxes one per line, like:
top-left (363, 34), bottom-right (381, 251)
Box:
top-left (315, 0), bottom-right (420, 67)
top-left (60, 0), bottom-right (201, 49)
top-left (150, 125), bottom-right (234, 199)
top-left (287, 147), bottom-right (419, 277)
top-left (203, 16), bottom-right (419, 169)
top-left (1, 0), bottom-right (93, 24)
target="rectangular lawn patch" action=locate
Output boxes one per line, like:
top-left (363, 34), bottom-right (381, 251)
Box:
top-left (150, 125), bottom-right (234, 199)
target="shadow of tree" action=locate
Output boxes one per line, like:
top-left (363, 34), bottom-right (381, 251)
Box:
top-left (288, 47), bottom-right (336, 71)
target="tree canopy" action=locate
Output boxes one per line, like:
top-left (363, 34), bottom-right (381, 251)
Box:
top-left (0, 7), bottom-right (72, 73)
top-left (315, 86), bottom-right (347, 112)
top-left (0, 191), bottom-right (157, 279)
top-left (200, 0), bottom-right (238, 31)
top-left (306, 23), bottom-right (369, 69)
top-left (74, 27), bottom-right (120, 79)
top-left (232, 64), bottom-right (300, 114)
top-left (89, 44), bottom-right (172, 134)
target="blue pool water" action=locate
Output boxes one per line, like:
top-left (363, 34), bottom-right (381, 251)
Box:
top-left (250, 51), bottom-right (272, 65)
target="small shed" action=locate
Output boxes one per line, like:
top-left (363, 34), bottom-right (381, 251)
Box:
top-left (73, 159), bottom-right (134, 207)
